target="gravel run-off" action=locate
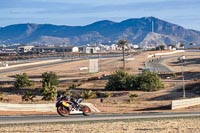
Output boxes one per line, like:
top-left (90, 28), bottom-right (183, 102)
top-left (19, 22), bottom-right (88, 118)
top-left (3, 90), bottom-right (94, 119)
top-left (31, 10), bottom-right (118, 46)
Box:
top-left (0, 117), bottom-right (199, 133)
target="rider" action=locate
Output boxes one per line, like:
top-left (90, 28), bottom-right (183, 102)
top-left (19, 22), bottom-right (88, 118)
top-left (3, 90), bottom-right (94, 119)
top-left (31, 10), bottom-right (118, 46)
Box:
top-left (57, 93), bottom-right (79, 109)
top-left (70, 97), bottom-right (79, 109)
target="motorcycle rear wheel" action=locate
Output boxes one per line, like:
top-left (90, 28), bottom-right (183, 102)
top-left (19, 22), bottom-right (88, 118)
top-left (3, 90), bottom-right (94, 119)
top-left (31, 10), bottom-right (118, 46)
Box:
top-left (82, 105), bottom-right (92, 116)
top-left (57, 105), bottom-right (69, 117)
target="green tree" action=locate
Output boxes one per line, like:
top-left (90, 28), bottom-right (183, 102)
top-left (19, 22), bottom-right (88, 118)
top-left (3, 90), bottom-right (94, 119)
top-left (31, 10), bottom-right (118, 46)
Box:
top-left (118, 39), bottom-right (128, 69)
top-left (156, 45), bottom-right (165, 51)
top-left (41, 71), bottom-right (59, 101)
top-left (137, 70), bottom-right (164, 91)
top-left (189, 43), bottom-right (193, 47)
top-left (105, 70), bottom-right (164, 92)
top-left (14, 73), bottom-right (32, 89)
top-left (180, 43), bottom-right (185, 48)
top-left (168, 44), bottom-right (175, 49)
top-left (105, 70), bottom-right (132, 91)
top-left (128, 74), bottom-right (139, 90)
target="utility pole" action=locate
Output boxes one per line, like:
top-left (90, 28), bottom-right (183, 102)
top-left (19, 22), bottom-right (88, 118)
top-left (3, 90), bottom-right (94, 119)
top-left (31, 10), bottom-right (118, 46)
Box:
top-left (181, 55), bottom-right (186, 98)
top-left (181, 62), bottom-right (185, 98)
top-left (99, 45), bottom-right (101, 72)
top-left (152, 21), bottom-right (154, 33)
top-left (178, 55), bottom-right (186, 98)
top-left (122, 45), bottom-right (125, 69)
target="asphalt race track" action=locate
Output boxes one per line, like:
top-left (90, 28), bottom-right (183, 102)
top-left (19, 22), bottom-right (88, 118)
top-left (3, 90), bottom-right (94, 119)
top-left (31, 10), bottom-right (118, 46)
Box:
top-left (0, 112), bottom-right (200, 125)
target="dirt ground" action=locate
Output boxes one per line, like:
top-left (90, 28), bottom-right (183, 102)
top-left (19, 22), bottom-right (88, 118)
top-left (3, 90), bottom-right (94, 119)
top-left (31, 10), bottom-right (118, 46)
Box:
top-left (0, 85), bottom-right (200, 116)
top-left (0, 117), bottom-right (199, 133)
top-left (0, 50), bottom-right (200, 116)
top-left (162, 52), bottom-right (200, 76)
top-left (2, 51), bottom-right (149, 79)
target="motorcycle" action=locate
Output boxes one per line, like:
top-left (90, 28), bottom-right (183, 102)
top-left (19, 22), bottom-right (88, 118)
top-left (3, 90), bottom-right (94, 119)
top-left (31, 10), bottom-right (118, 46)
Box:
top-left (56, 94), bottom-right (92, 117)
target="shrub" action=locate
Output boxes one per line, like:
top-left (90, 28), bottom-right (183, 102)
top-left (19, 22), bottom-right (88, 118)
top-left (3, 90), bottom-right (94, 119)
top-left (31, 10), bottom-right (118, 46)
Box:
top-left (41, 72), bottom-right (58, 101)
top-left (129, 92), bottom-right (138, 102)
top-left (104, 92), bottom-right (111, 98)
top-left (42, 82), bottom-right (57, 101)
top-left (0, 92), bottom-right (3, 101)
top-left (81, 90), bottom-right (96, 99)
top-left (96, 91), bottom-right (112, 98)
top-left (64, 90), bottom-right (73, 97)
top-left (41, 71), bottom-right (59, 88)
top-left (172, 73), bottom-right (177, 78)
top-left (105, 70), bottom-right (164, 92)
top-left (137, 70), bottom-right (164, 91)
top-left (127, 75), bottom-right (138, 90)
top-left (105, 70), bottom-right (132, 91)
top-left (14, 73), bottom-right (32, 89)
top-left (22, 91), bottom-right (36, 102)
top-left (69, 84), bottom-right (77, 89)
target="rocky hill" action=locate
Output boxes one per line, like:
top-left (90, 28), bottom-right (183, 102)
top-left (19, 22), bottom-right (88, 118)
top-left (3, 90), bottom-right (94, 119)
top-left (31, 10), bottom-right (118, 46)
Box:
top-left (0, 17), bottom-right (199, 47)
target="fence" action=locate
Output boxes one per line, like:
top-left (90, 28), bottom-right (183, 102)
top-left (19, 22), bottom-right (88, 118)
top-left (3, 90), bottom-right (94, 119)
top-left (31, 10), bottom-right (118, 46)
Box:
top-left (171, 97), bottom-right (200, 110)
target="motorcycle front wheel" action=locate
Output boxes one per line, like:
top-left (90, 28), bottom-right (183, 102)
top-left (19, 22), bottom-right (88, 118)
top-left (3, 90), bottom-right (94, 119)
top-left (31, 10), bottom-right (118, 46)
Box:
top-left (82, 105), bottom-right (92, 116)
top-left (57, 105), bottom-right (69, 117)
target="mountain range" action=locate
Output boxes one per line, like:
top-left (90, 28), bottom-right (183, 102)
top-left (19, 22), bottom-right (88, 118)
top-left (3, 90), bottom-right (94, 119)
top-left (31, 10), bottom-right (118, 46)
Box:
top-left (0, 17), bottom-right (200, 47)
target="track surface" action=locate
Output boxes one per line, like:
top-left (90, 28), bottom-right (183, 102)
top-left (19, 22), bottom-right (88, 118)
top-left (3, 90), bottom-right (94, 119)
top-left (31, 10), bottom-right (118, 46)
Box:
top-left (0, 112), bottom-right (200, 125)
top-left (145, 57), bottom-right (172, 73)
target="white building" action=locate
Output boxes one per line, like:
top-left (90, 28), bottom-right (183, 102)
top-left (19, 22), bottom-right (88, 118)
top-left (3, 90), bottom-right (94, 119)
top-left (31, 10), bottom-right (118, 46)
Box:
top-left (132, 45), bottom-right (139, 49)
top-left (17, 46), bottom-right (34, 53)
top-left (110, 44), bottom-right (119, 50)
top-left (168, 45), bottom-right (176, 51)
top-left (32, 46), bottom-right (80, 53)
top-left (83, 46), bottom-right (98, 54)
top-left (72, 46), bottom-right (79, 52)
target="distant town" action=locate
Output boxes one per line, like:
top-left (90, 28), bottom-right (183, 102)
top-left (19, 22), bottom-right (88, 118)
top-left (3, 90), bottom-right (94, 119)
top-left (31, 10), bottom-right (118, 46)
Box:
top-left (0, 42), bottom-right (199, 55)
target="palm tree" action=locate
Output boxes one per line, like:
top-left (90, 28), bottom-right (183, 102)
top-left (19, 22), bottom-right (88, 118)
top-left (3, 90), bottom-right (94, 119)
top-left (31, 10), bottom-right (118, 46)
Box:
top-left (118, 39), bottom-right (128, 69)
top-left (180, 43), bottom-right (185, 48)
top-left (189, 43), bottom-right (193, 47)
top-left (168, 44), bottom-right (175, 50)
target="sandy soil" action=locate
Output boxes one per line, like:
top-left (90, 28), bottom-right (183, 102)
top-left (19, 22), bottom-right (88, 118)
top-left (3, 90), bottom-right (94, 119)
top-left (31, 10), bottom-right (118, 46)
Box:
top-left (0, 117), bottom-right (199, 133)
top-left (3, 50), bottom-right (199, 80)
top-left (1, 85), bottom-right (200, 116)
top-left (2, 51), bottom-right (149, 79)
top-left (0, 50), bottom-right (200, 116)
top-left (162, 51), bottom-right (200, 73)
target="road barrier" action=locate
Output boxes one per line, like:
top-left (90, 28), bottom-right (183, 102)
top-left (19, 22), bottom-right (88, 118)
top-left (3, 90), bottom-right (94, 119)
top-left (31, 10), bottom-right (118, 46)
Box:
top-left (0, 103), bottom-right (100, 113)
top-left (0, 59), bottom-right (62, 70)
top-left (171, 97), bottom-right (200, 110)
top-left (0, 103), bottom-right (56, 112)
top-left (148, 50), bottom-right (185, 58)
top-left (81, 103), bottom-right (100, 112)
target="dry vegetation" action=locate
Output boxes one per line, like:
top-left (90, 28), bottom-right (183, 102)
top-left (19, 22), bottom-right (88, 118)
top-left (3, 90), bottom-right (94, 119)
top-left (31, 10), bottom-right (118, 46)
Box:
top-left (0, 51), bottom-right (200, 115)
top-left (0, 117), bottom-right (199, 133)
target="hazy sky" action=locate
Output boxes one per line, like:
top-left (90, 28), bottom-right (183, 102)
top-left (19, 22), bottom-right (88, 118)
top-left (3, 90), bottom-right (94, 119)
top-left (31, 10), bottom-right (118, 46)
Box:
top-left (0, 0), bottom-right (199, 30)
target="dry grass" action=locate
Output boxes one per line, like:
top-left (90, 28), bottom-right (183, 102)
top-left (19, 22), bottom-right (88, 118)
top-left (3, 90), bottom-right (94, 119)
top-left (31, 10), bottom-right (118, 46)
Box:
top-left (2, 51), bottom-right (149, 79)
top-left (0, 117), bottom-right (199, 133)
top-left (163, 52), bottom-right (200, 72)
top-left (0, 50), bottom-right (200, 115)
